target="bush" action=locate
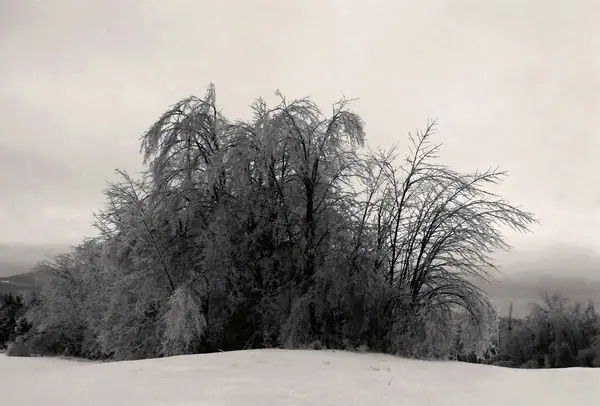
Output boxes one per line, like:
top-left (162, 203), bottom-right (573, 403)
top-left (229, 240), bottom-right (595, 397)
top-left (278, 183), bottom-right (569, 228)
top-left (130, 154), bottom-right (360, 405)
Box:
top-left (576, 347), bottom-right (597, 367)
top-left (6, 335), bottom-right (33, 357)
top-left (555, 341), bottom-right (577, 368)
top-left (492, 360), bottom-right (520, 368)
top-left (520, 359), bottom-right (539, 369)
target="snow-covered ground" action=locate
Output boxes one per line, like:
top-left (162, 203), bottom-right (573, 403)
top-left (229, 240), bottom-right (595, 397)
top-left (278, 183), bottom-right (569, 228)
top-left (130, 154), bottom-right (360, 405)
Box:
top-left (1, 349), bottom-right (598, 405)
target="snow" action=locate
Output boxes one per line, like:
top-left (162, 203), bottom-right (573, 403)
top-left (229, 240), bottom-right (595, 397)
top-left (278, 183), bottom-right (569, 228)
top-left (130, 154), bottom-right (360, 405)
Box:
top-left (1, 349), bottom-right (598, 405)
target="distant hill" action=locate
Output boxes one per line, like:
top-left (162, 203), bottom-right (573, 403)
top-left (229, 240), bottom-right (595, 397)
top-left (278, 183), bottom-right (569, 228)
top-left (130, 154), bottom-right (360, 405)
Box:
top-left (0, 270), bottom-right (41, 296)
top-left (0, 243), bottom-right (72, 277)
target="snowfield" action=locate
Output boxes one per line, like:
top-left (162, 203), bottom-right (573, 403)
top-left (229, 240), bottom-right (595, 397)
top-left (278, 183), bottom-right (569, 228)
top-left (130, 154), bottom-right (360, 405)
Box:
top-left (1, 349), bottom-right (598, 405)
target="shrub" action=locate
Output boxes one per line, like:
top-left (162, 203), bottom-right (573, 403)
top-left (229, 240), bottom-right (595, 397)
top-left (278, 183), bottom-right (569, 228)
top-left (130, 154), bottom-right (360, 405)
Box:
top-left (520, 359), bottom-right (539, 369)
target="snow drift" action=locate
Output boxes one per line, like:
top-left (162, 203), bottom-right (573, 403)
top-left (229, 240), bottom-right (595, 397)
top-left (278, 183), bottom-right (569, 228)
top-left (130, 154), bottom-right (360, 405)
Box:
top-left (1, 349), bottom-right (598, 405)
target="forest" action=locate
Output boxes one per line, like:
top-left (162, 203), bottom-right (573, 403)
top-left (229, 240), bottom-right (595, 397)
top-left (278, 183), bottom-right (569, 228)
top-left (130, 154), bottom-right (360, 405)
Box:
top-left (1, 85), bottom-right (598, 367)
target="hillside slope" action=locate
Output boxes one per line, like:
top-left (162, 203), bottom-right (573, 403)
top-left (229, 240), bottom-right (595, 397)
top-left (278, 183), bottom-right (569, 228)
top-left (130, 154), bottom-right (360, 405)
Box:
top-left (0, 271), bottom-right (41, 296)
top-left (1, 349), bottom-right (598, 405)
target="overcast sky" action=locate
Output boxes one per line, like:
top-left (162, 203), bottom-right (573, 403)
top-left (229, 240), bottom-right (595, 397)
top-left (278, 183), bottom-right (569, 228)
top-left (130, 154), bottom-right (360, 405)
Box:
top-left (1, 0), bottom-right (599, 263)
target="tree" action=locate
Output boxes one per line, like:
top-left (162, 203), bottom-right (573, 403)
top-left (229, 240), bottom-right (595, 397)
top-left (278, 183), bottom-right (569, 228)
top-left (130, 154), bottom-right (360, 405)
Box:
top-left (354, 121), bottom-right (536, 357)
top-left (494, 292), bottom-right (600, 368)
top-left (12, 84), bottom-right (537, 361)
top-left (11, 241), bottom-right (106, 358)
top-left (0, 293), bottom-right (28, 349)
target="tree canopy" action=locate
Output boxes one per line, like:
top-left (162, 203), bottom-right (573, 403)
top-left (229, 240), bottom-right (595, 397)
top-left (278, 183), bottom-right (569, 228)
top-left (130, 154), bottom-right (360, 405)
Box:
top-left (9, 85), bottom-right (539, 361)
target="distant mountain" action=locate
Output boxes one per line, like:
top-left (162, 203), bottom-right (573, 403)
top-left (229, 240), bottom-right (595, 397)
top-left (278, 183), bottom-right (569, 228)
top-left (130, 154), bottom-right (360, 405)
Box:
top-left (0, 270), bottom-right (41, 296)
top-left (0, 243), bottom-right (73, 277)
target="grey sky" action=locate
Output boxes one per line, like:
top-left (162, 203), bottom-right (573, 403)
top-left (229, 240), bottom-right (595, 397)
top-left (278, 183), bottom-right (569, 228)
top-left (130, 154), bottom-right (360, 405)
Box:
top-left (1, 0), bottom-right (599, 262)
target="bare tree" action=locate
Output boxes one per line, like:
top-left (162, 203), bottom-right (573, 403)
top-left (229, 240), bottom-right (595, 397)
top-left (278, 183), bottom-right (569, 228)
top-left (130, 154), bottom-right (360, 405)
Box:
top-left (360, 120), bottom-right (537, 355)
top-left (12, 86), bottom-right (538, 361)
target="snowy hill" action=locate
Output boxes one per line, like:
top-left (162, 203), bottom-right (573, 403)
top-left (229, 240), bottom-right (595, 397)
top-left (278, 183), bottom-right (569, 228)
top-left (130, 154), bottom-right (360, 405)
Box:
top-left (1, 349), bottom-right (598, 405)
